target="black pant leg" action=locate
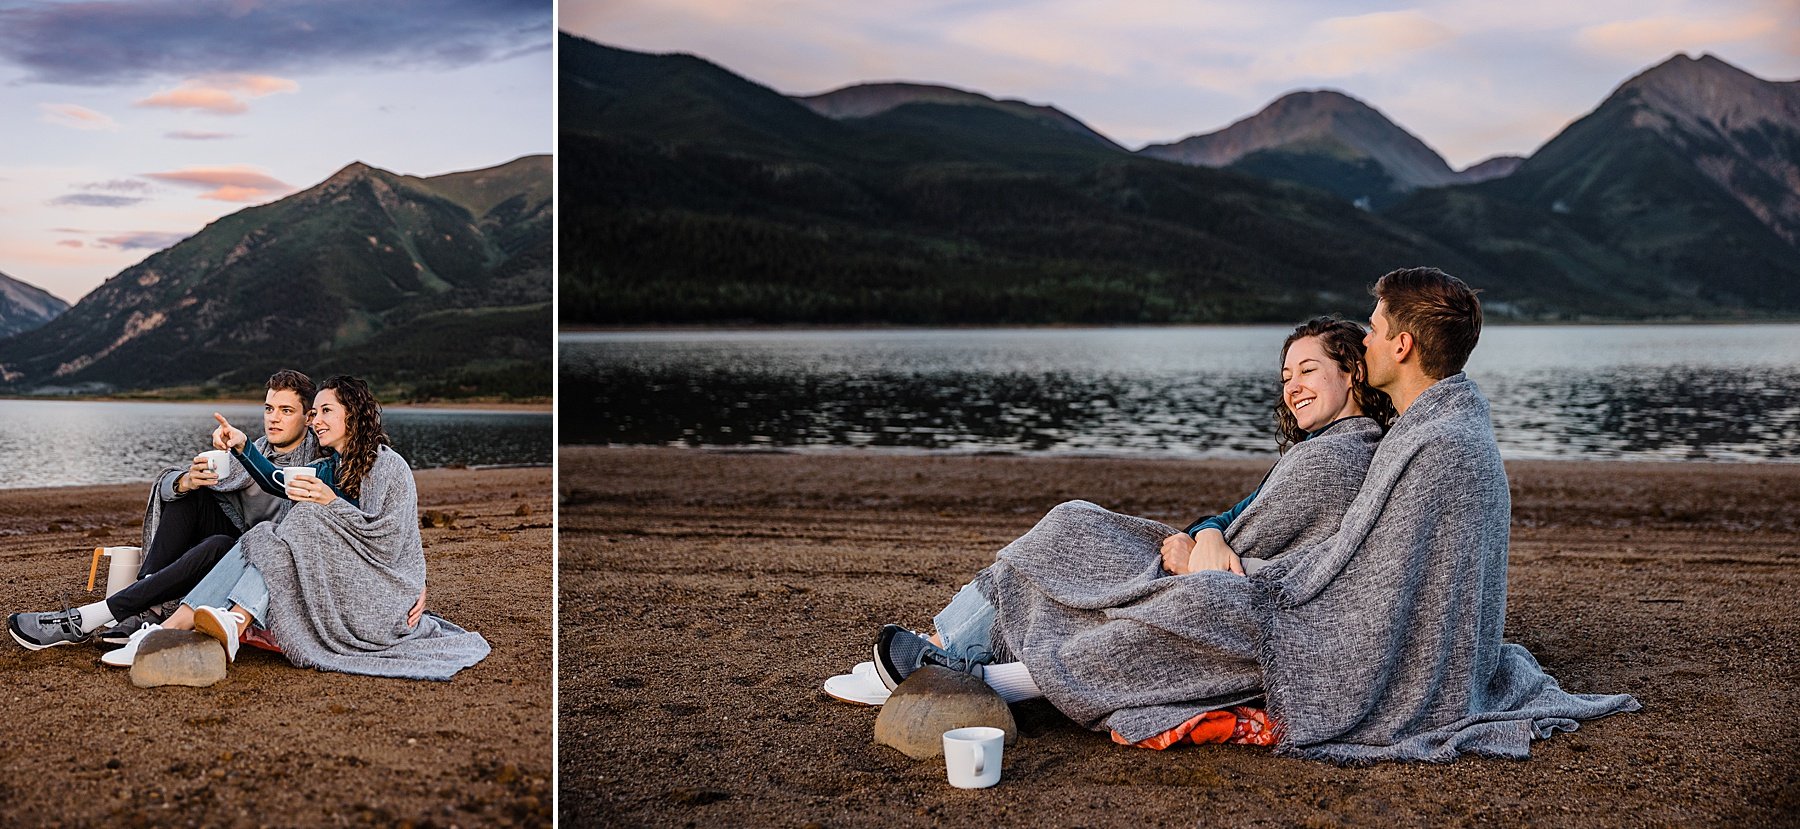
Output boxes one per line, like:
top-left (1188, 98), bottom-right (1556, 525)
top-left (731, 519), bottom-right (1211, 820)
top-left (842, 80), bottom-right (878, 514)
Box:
top-left (105, 534), bottom-right (239, 620)
top-left (139, 491), bottom-right (241, 576)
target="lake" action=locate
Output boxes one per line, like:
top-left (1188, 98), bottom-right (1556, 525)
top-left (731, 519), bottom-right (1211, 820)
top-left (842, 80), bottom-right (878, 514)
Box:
top-left (561, 325), bottom-right (1800, 463)
top-left (0, 400), bottom-right (551, 489)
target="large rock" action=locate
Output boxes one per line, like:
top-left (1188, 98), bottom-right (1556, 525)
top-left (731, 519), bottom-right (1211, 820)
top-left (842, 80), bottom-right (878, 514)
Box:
top-left (873, 666), bottom-right (1016, 759)
top-left (129, 629), bottom-right (227, 688)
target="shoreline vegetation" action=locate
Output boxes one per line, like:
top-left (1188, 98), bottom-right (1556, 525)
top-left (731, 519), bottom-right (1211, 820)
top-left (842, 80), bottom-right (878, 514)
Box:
top-left (0, 393), bottom-right (552, 411)
top-left (559, 317), bottom-right (1800, 334)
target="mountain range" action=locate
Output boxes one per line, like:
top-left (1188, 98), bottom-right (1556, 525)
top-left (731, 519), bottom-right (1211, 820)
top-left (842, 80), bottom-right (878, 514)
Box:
top-left (559, 33), bottom-right (1479, 325)
top-left (0, 155), bottom-right (551, 397)
top-left (560, 34), bottom-right (1800, 324)
top-left (0, 271), bottom-right (69, 340)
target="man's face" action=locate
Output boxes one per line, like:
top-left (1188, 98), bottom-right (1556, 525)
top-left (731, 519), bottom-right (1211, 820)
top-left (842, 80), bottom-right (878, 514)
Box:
top-left (263, 389), bottom-right (309, 450)
top-left (1363, 299), bottom-right (1400, 392)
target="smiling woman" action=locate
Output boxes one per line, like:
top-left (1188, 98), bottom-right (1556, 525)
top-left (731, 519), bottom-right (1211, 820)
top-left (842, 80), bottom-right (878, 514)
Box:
top-left (1275, 316), bottom-right (1398, 449)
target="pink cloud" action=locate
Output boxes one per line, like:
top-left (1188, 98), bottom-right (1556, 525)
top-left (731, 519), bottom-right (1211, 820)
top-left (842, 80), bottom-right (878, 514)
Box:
top-left (39, 103), bottom-right (119, 131)
top-left (138, 87), bottom-right (248, 114)
top-left (1577, 14), bottom-right (1782, 59)
top-left (166, 130), bottom-right (239, 140)
top-left (134, 74), bottom-right (299, 115)
top-left (96, 231), bottom-right (191, 251)
top-left (141, 165), bottom-right (292, 202)
top-left (56, 240), bottom-right (84, 248)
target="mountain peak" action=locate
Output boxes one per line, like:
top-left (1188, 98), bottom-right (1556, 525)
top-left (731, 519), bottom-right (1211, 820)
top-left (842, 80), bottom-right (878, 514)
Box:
top-left (325, 160), bottom-right (378, 184)
top-left (0, 270), bottom-right (71, 339)
top-left (1616, 52), bottom-right (1799, 133)
top-left (795, 81), bottom-right (1123, 150)
top-left (1140, 87), bottom-right (1459, 192)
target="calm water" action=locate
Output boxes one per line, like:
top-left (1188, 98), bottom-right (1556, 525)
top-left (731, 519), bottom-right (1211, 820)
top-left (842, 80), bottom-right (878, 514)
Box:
top-left (0, 400), bottom-right (551, 489)
top-left (562, 325), bottom-right (1800, 463)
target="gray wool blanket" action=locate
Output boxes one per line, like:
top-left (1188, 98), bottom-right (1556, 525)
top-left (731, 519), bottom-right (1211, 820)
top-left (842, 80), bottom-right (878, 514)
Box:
top-left (986, 375), bottom-right (1640, 762)
top-left (981, 416), bottom-right (1384, 741)
top-left (237, 446), bottom-right (490, 680)
top-left (141, 431), bottom-right (323, 554)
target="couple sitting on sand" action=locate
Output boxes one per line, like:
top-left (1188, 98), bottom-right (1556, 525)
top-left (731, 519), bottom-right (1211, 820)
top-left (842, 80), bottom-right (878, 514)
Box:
top-left (8, 369), bottom-right (489, 682)
top-left (868, 267), bottom-right (1639, 763)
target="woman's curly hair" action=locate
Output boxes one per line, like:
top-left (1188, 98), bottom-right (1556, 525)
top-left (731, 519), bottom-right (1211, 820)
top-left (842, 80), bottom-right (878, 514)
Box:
top-left (320, 375), bottom-right (390, 500)
top-left (1274, 316), bottom-right (1396, 451)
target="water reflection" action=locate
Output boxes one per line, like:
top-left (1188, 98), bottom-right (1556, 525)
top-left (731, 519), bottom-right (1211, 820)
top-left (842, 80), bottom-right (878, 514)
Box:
top-left (0, 400), bottom-right (550, 489)
top-left (563, 326), bottom-right (1800, 463)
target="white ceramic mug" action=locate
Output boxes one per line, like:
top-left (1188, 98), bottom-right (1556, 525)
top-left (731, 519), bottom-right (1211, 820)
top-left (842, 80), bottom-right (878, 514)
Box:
top-left (272, 465), bottom-right (318, 494)
top-left (197, 449), bottom-right (232, 478)
top-left (942, 726), bottom-right (1005, 789)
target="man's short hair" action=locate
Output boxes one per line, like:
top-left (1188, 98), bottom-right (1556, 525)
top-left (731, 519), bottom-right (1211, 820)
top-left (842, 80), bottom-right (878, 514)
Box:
top-left (266, 369), bottom-right (317, 409)
top-left (1370, 267), bottom-right (1482, 379)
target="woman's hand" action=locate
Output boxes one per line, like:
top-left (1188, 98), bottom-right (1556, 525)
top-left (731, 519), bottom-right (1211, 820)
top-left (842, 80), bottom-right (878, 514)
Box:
top-left (1161, 533), bottom-right (1196, 575)
top-left (409, 585), bottom-right (427, 628)
top-left (284, 475), bottom-right (337, 506)
top-left (211, 412), bottom-right (247, 452)
top-left (1188, 528), bottom-right (1246, 575)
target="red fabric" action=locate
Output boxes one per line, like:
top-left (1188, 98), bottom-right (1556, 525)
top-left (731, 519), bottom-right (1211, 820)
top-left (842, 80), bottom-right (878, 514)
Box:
top-left (1111, 706), bottom-right (1280, 750)
top-left (241, 624), bottom-right (283, 654)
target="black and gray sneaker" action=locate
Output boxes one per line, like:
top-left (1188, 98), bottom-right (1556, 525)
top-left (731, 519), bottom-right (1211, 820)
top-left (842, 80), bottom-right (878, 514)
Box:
top-left (98, 608), bottom-right (164, 646)
top-left (8, 606), bottom-right (91, 650)
top-left (873, 624), bottom-right (984, 690)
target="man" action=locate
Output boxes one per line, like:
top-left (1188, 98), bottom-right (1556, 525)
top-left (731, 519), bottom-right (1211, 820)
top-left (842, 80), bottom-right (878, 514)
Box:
top-left (8, 370), bottom-right (323, 650)
top-left (1225, 266), bottom-right (1637, 761)
top-left (878, 267), bottom-right (1638, 762)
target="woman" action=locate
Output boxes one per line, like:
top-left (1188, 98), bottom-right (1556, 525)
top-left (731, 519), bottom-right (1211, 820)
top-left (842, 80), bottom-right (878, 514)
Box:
top-left (110, 375), bottom-right (489, 681)
top-left (864, 317), bottom-right (1393, 744)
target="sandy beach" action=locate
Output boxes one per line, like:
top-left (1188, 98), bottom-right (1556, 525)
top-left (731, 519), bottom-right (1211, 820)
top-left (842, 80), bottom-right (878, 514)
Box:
top-left (561, 446), bottom-right (1799, 827)
top-left (0, 467), bottom-right (553, 828)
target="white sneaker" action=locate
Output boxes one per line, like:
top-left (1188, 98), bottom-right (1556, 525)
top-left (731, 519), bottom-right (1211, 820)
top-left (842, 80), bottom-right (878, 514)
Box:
top-left (100, 623), bottom-right (162, 668)
top-left (193, 606), bottom-right (246, 662)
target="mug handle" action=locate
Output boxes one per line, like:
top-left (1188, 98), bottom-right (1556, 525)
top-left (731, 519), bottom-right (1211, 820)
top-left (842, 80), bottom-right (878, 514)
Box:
top-left (958, 741), bottom-right (984, 777)
top-left (272, 469), bottom-right (288, 487)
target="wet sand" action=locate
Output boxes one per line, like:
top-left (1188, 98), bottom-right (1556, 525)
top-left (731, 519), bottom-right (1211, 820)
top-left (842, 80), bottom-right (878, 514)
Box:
top-left (0, 467), bottom-right (553, 828)
top-left (561, 447), bottom-right (1799, 827)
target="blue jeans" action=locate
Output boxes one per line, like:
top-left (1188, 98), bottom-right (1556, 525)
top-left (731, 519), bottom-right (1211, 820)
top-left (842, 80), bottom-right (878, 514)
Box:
top-left (932, 581), bottom-right (998, 664)
top-left (179, 544), bottom-right (271, 626)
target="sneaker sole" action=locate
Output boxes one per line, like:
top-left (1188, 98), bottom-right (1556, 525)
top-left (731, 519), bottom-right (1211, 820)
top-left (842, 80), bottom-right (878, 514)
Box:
top-left (872, 625), bottom-right (908, 691)
top-left (192, 611), bottom-right (239, 662)
top-left (7, 617), bottom-right (83, 651)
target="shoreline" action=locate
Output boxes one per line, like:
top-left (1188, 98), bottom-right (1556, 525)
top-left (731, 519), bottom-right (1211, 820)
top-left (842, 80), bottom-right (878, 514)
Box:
top-left (0, 462), bottom-right (553, 493)
top-left (555, 440), bottom-right (1800, 467)
top-left (562, 446), bottom-right (1798, 827)
top-left (0, 394), bottom-right (552, 411)
top-left (559, 318), bottom-right (1800, 334)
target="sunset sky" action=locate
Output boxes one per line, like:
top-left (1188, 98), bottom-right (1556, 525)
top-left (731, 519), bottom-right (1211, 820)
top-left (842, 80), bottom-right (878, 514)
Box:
top-left (569, 1), bottom-right (1798, 167)
top-left (1, 0), bottom-right (553, 304)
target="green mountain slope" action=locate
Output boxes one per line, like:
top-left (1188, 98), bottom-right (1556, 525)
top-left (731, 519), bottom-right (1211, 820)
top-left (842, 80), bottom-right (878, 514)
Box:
top-left (0, 156), bottom-right (551, 396)
top-left (1383, 54), bottom-right (1800, 318)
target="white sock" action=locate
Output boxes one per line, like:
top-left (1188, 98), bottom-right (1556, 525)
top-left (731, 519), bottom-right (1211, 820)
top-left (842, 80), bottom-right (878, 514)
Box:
top-left (983, 662), bottom-right (1044, 703)
top-left (75, 601), bottom-right (115, 633)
